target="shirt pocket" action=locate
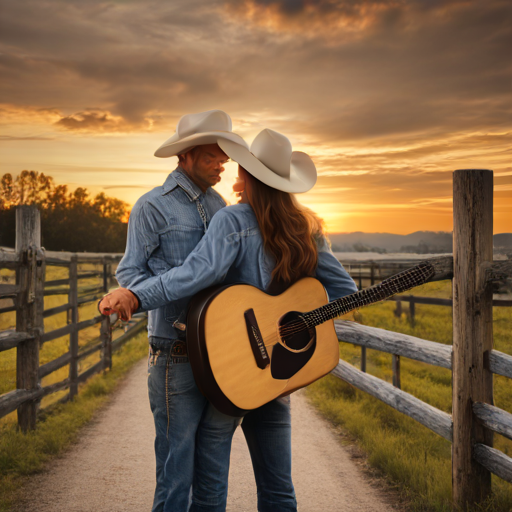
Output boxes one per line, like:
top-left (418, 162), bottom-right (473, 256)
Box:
top-left (159, 224), bottom-right (204, 267)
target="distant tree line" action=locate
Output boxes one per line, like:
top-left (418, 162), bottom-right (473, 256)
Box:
top-left (0, 171), bottom-right (129, 252)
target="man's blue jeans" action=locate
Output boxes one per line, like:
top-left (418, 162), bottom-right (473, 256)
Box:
top-left (147, 342), bottom-right (239, 512)
top-left (148, 342), bottom-right (297, 512)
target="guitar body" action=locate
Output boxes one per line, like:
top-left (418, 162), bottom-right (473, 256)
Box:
top-left (187, 278), bottom-right (339, 417)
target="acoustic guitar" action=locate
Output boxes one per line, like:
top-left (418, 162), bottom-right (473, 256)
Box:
top-left (186, 261), bottom-right (437, 416)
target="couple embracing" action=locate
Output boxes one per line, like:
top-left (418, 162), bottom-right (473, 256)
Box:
top-left (99, 110), bottom-right (357, 512)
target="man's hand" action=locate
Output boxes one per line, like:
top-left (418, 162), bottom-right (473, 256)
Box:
top-left (99, 288), bottom-right (139, 321)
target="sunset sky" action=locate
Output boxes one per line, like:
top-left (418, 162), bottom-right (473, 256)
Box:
top-left (1, 0), bottom-right (511, 234)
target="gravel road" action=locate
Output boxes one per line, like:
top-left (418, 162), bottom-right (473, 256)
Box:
top-left (15, 359), bottom-right (398, 512)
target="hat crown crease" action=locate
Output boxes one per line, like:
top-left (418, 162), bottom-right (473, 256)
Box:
top-left (177, 110), bottom-right (232, 138)
top-left (251, 129), bottom-right (291, 179)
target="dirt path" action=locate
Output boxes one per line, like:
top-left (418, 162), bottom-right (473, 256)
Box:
top-left (15, 359), bottom-right (398, 512)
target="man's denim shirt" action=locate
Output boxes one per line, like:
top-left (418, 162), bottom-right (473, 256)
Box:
top-left (130, 203), bottom-right (358, 313)
top-left (116, 167), bottom-right (226, 343)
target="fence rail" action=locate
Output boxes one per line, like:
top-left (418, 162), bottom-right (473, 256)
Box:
top-left (332, 169), bottom-right (512, 509)
top-left (0, 206), bottom-right (146, 430)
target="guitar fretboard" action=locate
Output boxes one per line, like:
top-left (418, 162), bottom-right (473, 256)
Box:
top-left (279, 261), bottom-right (435, 338)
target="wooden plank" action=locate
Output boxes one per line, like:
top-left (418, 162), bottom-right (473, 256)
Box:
top-left (0, 388), bottom-right (43, 418)
top-left (486, 260), bottom-right (512, 282)
top-left (426, 255), bottom-right (454, 282)
top-left (0, 250), bottom-right (17, 263)
top-left (43, 287), bottom-right (71, 296)
top-left (489, 350), bottom-right (512, 379)
top-left (473, 402), bottom-right (512, 441)
top-left (0, 304), bottom-right (16, 315)
top-left (0, 284), bottom-right (20, 297)
top-left (473, 444), bottom-right (512, 484)
top-left (76, 315), bottom-right (103, 331)
top-left (390, 295), bottom-right (453, 306)
top-left (77, 292), bottom-right (105, 306)
top-left (15, 205), bottom-right (44, 432)
top-left (335, 321), bottom-right (452, 369)
top-left (0, 331), bottom-right (33, 352)
top-left (77, 360), bottom-right (104, 384)
top-left (38, 351), bottom-right (72, 379)
top-left (77, 272), bottom-right (102, 280)
top-left (43, 303), bottom-right (71, 318)
top-left (41, 378), bottom-right (70, 397)
top-left (44, 250), bottom-right (124, 262)
top-left (40, 323), bottom-right (74, 343)
top-left (77, 342), bottom-right (102, 361)
top-left (452, 169), bottom-right (494, 506)
top-left (331, 358), bottom-right (453, 441)
top-left (44, 278), bottom-right (71, 287)
top-left (78, 285), bottom-right (104, 296)
top-left (389, 296), bottom-right (511, 308)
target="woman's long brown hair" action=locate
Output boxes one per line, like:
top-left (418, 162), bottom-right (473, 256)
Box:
top-left (243, 168), bottom-right (325, 286)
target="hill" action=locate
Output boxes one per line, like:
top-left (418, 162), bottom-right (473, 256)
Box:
top-left (328, 231), bottom-right (512, 254)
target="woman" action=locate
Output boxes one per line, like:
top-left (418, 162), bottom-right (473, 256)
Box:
top-left (100, 129), bottom-right (357, 512)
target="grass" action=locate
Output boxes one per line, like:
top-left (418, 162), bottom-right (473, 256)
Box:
top-left (0, 261), bottom-right (148, 511)
top-left (306, 280), bottom-right (512, 512)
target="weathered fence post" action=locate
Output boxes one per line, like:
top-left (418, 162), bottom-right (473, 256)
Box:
top-left (101, 315), bottom-right (112, 371)
top-left (392, 355), bottom-right (401, 389)
top-left (409, 298), bottom-right (416, 327)
top-left (394, 299), bottom-right (402, 318)
top-left (360, 346), bottom-right (367, 372)
top-left (68, 255), bottom-right (79, 398)
top-left (15, 205), bottom-right (44, 432)
top-left (103, 257), bottom-right (112, 293)
top-left (452, 169), bottom-right (494, 508)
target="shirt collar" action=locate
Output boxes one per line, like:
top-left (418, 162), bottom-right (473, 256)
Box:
top-left (162, 167), bottom-right (204, 201)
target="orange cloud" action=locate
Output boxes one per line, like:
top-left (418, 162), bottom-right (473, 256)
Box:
top-left (55, 110), bottom-right (141, 133)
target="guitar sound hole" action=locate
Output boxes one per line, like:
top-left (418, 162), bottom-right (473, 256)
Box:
top-left (271, 311), bottom-right (316, 380)
top-left (279, 311), bottom-right (311, 350)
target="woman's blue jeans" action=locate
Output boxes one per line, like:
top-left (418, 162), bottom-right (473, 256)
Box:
top-left (147, 341), bottom-right (297, 512)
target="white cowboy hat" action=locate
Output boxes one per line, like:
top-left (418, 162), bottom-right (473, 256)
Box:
top-left (154, 109), bottom-right (248, 158)
top-left (217, 129), bottom-right (317, 193)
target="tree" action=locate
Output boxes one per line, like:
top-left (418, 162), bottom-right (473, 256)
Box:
top-left (0, 171), bottom-right (130, 252)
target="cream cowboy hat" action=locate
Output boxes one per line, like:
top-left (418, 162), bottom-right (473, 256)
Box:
top-left (218, 129), bottom-right (317, 193)
top-left (154, 109), bottom-right (248, 158)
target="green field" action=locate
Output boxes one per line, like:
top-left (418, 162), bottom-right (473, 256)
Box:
top-left (307, 280), bottom-right (512, 511)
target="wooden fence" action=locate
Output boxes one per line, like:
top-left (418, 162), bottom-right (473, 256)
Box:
top-left (332, 170), bottom-right (512, 509)
top-left (0, 206), bottom-right (147, 431)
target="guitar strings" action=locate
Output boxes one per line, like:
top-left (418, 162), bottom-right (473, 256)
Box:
top-left (278, 262), bottom-right (435, 338)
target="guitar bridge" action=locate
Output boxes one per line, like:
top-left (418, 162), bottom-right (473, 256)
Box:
top-left (244, 309), bottom-right (270, 369)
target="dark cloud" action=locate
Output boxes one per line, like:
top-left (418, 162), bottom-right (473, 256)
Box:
top-left (0, 0), bottom-right (510, 184)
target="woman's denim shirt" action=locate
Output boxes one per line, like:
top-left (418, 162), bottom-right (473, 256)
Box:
top-left (131, 203), bottom-right (358, 312)
top-left (115, 168), bottom-right (226, 340)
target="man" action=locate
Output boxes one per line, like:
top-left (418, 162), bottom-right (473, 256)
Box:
top-left (114, 110), bottom-right (248, 512)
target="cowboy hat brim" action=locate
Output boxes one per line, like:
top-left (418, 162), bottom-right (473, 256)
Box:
top-left (218, 139), bottom-right (317, 194)
top-left (155, 131), bottom-right (248, 158)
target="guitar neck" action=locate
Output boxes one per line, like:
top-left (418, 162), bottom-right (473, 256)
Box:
top-left (301, 261), bottom-right (435, 329)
